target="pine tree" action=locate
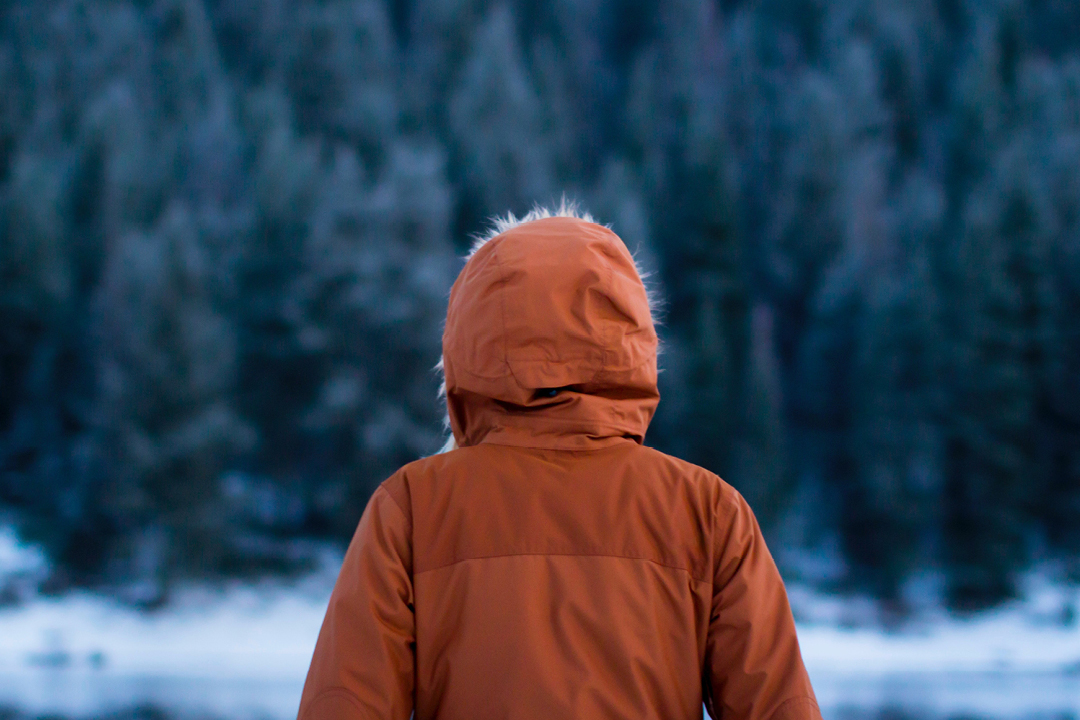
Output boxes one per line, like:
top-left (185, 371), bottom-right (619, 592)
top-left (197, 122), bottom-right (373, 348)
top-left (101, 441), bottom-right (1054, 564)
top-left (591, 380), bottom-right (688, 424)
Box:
top-left (92, 204), bottom-right (253, 601)
top-left (287, 0), bottom-right (399, 166)
top-left (846, 173), bottom-right (946, 604)
top-left (758, 66), bottom-right (850, 551)
top-left (622, 2), bottom-right (770, 517)
top-left (946, 142), bottom-right (1054, 610)
top-left (290, 139), bottom-right (455, 535)
top-left (447, 4), bottom-right (554, 230)
top-left (1007, 52), bottom-right (1080, 577)
top-left (230, 86), bottom-right (320, 523)
top-left (400, 0), bottom-right (493, 130)
top-left (934, 1), bottom-right (1053, 610)
top-left (0, 152), bottom-right (83, 575)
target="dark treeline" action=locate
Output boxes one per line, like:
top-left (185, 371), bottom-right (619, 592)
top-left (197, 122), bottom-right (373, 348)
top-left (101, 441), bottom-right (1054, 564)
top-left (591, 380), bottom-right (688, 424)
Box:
top-left (1, 0), bottom-right (1078, 612)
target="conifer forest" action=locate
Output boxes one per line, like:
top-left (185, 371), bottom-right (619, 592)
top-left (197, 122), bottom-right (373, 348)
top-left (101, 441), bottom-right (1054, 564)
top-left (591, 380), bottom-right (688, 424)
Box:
top-left (1, 0), bottom-right (1078, 613)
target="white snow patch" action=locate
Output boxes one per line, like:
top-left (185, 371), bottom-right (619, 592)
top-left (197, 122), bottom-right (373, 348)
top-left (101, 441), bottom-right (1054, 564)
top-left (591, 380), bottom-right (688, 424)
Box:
top-left (0, 527), bottom-right (46, 578)
top-left (798, 616), bottom-right (1080, 675)
top-left (789, 579), bottom-right (1080, 675)
top-left (0, 580), bottom-right (334, 719)
top-left (0, 584), bottom-right (330, 679)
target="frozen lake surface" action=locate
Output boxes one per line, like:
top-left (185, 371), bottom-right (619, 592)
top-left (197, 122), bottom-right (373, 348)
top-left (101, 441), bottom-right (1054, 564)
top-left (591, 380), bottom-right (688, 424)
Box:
top-left (0, 668), bottom-right (1077, 720)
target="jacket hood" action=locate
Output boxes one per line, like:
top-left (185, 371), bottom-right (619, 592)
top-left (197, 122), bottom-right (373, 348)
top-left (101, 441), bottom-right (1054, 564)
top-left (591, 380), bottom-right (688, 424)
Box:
top-left (442, 215), bottom-right (659, 450)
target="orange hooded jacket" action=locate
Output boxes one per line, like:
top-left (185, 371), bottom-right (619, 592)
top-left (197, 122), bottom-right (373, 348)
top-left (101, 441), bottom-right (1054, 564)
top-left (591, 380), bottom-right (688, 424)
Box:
top-left (298, 214), bottom-right (821, 720)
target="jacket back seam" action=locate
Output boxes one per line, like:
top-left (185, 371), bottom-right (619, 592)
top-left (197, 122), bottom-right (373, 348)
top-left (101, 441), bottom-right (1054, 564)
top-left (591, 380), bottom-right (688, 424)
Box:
top-left (414, 551), bottom-right (710, 585)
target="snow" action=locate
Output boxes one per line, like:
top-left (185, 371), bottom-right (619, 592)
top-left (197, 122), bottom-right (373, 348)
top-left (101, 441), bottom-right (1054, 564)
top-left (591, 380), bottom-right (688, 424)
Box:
top-left (789, 580), bottom-right (1080, 675)
top-left (0, 526), bottom-right (46, 579)
top-left (0, 587), bottom-right (328, 679)
top-left (2, 580), bottom-right (1076, 680)
top-left (0, 530), bottom-right (1078, 718)
top-left (0, 580), bottom-right (330, 719)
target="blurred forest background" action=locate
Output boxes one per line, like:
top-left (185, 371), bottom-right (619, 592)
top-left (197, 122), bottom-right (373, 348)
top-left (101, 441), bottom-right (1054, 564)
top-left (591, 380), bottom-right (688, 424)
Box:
top-left (1, 0), bottom-right (1078, 614)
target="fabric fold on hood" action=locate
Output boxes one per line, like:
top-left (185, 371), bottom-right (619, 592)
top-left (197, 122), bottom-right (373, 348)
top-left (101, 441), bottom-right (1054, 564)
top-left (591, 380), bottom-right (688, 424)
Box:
top-left (442, 216), bottom-right (659, 450)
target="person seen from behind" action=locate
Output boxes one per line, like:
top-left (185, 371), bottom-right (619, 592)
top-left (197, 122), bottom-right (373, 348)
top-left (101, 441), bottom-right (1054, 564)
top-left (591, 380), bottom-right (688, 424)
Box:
top-left (298, 202), bottom-right (822, 720)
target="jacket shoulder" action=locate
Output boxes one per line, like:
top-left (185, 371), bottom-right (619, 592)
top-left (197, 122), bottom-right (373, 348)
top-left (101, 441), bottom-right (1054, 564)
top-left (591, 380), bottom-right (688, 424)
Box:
top-left (376, 447), bottom-right (477, 517)
top-left (379, 443), bottom-right (743, 522)
top-left (634, 444), bottom-right (739, 504)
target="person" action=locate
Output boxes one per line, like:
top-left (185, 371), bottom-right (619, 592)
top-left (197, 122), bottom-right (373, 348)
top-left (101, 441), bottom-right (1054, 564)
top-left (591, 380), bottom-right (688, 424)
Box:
top-left (297, 203), bottom-right (822, 720)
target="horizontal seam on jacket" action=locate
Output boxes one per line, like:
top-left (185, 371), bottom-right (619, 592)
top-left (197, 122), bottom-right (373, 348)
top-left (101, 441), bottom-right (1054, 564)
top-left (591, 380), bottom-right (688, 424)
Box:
top-left (476, 438), bottom-right (637, 452)
top-left (450, 346), bottom-right (658, 381)
top-left (480, 412), bottom-right (643, 430)
top-left (415, 551), bottom-right (710, 585)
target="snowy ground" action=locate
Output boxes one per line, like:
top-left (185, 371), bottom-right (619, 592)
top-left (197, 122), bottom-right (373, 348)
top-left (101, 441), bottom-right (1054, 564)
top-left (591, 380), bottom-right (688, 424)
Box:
top-left (1, 529), bottom-right (1078, 719)
top-left (789, 579), bottom-right (1080, 675)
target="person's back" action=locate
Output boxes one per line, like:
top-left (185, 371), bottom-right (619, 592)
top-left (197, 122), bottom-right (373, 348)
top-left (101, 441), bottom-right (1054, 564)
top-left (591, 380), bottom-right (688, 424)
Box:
top-left (298, 208), bottom-right (822, 720)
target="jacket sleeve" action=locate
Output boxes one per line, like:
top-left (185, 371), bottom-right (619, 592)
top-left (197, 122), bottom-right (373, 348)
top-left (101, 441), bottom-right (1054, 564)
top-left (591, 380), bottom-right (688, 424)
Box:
top-left (703, 486), bottom-right (821, 720)
top-left (297, 484), bottom-right (415, 720)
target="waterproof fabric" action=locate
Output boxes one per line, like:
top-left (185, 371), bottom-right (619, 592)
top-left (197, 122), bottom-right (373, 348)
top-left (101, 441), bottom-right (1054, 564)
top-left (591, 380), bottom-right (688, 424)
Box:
top-left (298, 217), bottom-right (821, 720)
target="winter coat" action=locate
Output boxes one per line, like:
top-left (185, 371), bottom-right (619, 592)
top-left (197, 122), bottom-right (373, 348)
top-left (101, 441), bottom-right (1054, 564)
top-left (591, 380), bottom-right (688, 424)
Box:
top-left (297, 215), bottom-right (822, 720)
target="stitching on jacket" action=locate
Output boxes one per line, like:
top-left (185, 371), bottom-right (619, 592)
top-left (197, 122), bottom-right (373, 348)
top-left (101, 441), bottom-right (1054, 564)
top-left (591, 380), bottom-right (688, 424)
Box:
top-left (415, 551), bottom-right (711, 585)
top-left (473, 413), bottom-right (637, 431)
top-left (476, 438), bottom-right (636, 452)
top-left (494, 240), bottom-right (513, 381)
top-left (300, 687), bottom-right (366, 720)
top-left (597, 252), bottom-right (616, 382)
top-left (768, 695), bottom-right (821, 720)
top-left (451, 346), bottom-right (658, 381)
